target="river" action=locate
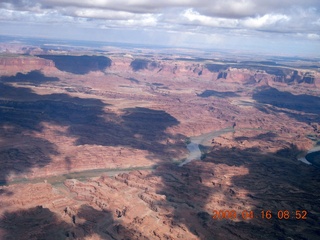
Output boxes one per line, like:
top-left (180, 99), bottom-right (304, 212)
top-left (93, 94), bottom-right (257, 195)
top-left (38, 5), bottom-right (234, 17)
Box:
top-left (298, 141), bottom-right (320, 166)
top-left (303, 145), bottom-right (320, 168)
top-left (179, 127), bottom-right (235, 166)
top-left (2, 127), bottom-right (235, 186)
top-left (5, 127), bottom-right (274, 185)
top-left (1, 166), bottom-right (156, 186)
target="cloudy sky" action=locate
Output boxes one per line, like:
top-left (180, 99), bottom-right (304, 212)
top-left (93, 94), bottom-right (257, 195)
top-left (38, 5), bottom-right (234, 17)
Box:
top-left (0, 0), bottom-right (320, 55)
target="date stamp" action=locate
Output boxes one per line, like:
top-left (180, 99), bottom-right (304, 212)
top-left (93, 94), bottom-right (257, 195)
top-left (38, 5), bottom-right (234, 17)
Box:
top-left (212, 209), bottom-right (308, 220)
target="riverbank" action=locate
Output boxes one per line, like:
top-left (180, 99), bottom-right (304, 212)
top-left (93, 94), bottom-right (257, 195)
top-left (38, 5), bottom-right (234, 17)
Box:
top-left (0, 165), bottom-right (157, 186)
top-left (2, 127), bottom-right (299, 186)
top-left (305, 145), bottom-right (320, 168)
top-left (298, 144), bottom-right (320, 167)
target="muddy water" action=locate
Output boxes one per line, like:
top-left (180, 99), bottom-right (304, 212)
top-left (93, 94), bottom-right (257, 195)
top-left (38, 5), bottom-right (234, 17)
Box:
top-left (2, 166), bottom-right (155, 186)
top-left (179, 127), bottom-right (235, 166)
top-left (304, 145), bottom-right (320, 168)
top-left (3, 127), bottom-right (254, 185)
top-left (298, 139), bottom-right (320, 166)
top-left (179, 142), bottom-right (202, 166)
top-left (3, 128), bottom-right (234, 185)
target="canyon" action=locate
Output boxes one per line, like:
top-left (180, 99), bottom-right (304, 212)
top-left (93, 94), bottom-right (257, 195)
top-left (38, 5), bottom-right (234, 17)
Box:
top-left (0, 44), bottom-right (320, 239)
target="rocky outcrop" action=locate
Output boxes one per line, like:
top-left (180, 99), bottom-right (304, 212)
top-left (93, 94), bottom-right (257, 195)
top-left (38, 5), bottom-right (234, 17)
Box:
top-left (0, 56), bottom-right (55, 75)
top-left (1, 54), bottom-right (318, 88)
top-left (114, 57), bottom-right (320, 87)
top-left (1, 148), bottom-right (319, 240)
top-left (0, 52), bottom-right (320, 239)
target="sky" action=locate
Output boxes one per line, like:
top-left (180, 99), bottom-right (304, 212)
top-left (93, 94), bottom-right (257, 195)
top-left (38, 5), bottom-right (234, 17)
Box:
top-left (0, 0), bottom-right (320, 56)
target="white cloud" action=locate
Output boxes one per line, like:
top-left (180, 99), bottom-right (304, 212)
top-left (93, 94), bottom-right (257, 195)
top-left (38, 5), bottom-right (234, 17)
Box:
top-left (182, 8), bottom-right (239, 28)
top-left (307, 33), bottom-right (320, 40)
top-left (72, 8), bottom-right (136, 20)
top-left (110, 14), bottom-right (159, 28)
top-left (242, 14), bottom-right (290, 29)
top-left (0, 0), bottom-right (319, 53)
top-left (2, 0), bottom-right (319, 17)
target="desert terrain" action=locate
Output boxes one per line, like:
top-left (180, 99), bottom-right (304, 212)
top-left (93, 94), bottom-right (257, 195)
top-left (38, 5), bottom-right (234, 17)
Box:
top-left (0, 39), bottom-right (320, 239)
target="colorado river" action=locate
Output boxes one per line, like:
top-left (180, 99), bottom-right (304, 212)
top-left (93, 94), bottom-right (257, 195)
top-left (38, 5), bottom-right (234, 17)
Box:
top-left (179, 142), bottom-right (202, 166)
top-left (1, 166), bottom-right (156, 186)
top-left (3, 127), bottom-right (265, 185)
top-left (179, 127), bottom-right (235, 166)
top-left (1, 127), bottom-right (235, 185)
top-left (298, 145), bottom-right (320, 167)
top-left (304, 145), bottom-right (320, 168)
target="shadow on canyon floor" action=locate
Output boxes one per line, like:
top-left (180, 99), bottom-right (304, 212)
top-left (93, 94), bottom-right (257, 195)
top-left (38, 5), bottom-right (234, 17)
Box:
top-left (1, 145), bottom-right (319, 239)
top-left (0, 133), bottom-right (59, 184)
top-left (0, 205), bottom-right (146, 240)
top-left (253, 87), bottom-right (320, 123)
top-left (1, 80), bottom-right (320, 238)
top-left (0, 70), bottom-right (59, 85)
top-left (150, 144), bottom-right (320, 239)
top-left (197, 90), bottom-right (240, 98)
top-left (0, 82), bottom-right (183, 184)
top-left (234, 132), bottom-right (278, 142)
top-left (0, 206), bottom-right (72, 240)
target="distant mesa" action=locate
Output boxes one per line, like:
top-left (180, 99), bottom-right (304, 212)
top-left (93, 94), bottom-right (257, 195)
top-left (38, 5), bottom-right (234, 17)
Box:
top-left (130, 59), bottom-right (158, 71)
top-left (0, 70), bottom-right (59, 84)
top-left (243, 66), bottom-right (315, 84)
top-left (203, 62), bottom-right (316, 85)
top-left (37, 55), bottom-right (112, 74)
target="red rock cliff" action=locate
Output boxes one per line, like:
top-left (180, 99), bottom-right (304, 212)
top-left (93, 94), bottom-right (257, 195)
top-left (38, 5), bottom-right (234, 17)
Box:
top-left (0, 56), bottom-right (55, 75)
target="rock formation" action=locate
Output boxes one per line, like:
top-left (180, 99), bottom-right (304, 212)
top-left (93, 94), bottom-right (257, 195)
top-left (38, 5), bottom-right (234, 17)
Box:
top-left (0, 48), bottom-right (319, 239)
